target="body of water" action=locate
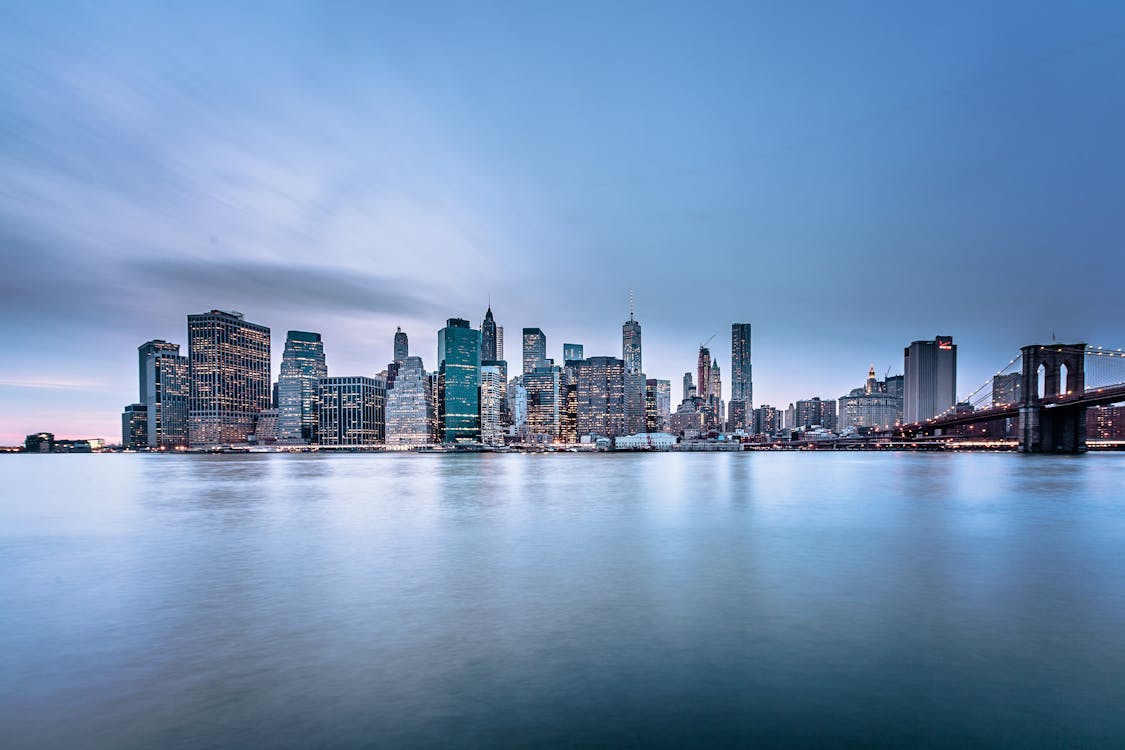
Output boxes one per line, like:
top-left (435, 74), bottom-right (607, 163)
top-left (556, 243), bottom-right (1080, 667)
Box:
top-left (2, 452), bottom-right (1124, 747)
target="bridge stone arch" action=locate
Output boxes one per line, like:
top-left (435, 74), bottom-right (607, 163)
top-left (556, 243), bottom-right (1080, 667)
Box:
top-left (1018, 343), bottom-right (1087, 452)
top-left (1020, 344), bottom-right (1085, 404)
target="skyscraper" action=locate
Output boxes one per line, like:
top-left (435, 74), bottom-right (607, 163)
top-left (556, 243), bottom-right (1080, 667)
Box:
top-left (438, 318), bottom-right (482, 443)
top-left (903, 336), bottom-right (957, 423)
top-left (317, 376), bottom-right (385, 445)
top-left (394, 327), bottom-right (409, 363)
top-left (524, 364), bottom-right (561, 441)
top-left (480, 364), bottom-right (506, 446)
top-left (683, 372), bottom-right (695, 401)
top-left (481, 306), bottom-right (498, 362)
top-left (277, 331), bottom-right (327, 444)
top-left (645, 378), bottom-right (671, 433)
top-left (563, 343), bottom-right (584, 362)
top-left (697, 346), bottom-right (712, 400)
top-left (730, 323), bottom-right (753, 427)
top-left (137, 339), bottom-right (189, 448)
top-left (622, 302), bottom-right (642, 375)
top-left (385, 356), bottom-right (434, 446)
top-left (522, 327), bottom-right (547, 376)
top-left (187, 310), bottom-right (271, 446)
top-left (576, 356), bottom-right (627, 438)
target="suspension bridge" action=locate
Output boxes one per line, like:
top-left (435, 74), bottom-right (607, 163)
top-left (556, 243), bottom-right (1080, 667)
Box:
top-left (895, 343), bottom-right (1125, 453)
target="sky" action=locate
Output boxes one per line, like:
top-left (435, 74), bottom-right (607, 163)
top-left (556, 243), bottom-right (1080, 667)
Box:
top-left (2, 1), bottom-right (1125, 443)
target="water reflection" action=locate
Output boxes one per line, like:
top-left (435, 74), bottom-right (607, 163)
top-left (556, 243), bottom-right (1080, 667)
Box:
top-left (2, 453), bottom-right (1124, 748)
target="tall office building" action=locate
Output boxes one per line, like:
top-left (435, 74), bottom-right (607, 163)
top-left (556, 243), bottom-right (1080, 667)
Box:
top-left (481, 306), bottom-right (499, 362)
top-left (187, 310), bottom-right (271, 446)
top-left (524, 364), bottom-right (562, 441)
top-left (576, 356), bottom-right (627, 438)
top-left (121, 404), bottom-right (147, 449)
top-left (137, 339), bottom-right (189, 448)
top-left (563, 343), bottom-right (584, 363)
top-left (438, 318), bottom-right (482, 443)
top-left (495, 327), bottom-right (504, 361)
top-left (697, 347), bottom-right (712, 400)
top-left (622, 304), bottom-right (642, 375)
top-left (394, 327), bottom-right (409, 362)
top-left (480, 364), bottom-right (506, 446)
top-left (317, 376), bottom-right (385, 445)
top-left (277, 331), bottom-right (327, 444)
top-left (731, 323), bottom-right (753, 405)
top-left (507, 375), bottom-right (528, 435)
top-left (522, 327), bottom-right (547, 376)
top-left (903, 336), bottom-right (957, 423)
top-left (645, 378), bottom-right (672, 433)
top-left (624, 370), bottom-right (647, 435)
top-left (385, 356), bottom-right (434, 446)
top-left (683, 372), bottom-right (695, 401)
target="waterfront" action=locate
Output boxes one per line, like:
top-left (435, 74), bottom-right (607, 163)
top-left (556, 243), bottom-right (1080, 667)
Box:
top-left (2, 453), bottom-right (1124, 748)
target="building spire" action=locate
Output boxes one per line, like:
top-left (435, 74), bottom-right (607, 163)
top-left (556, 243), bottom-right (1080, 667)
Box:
top-left (629, 289), bottom-right (635, 322)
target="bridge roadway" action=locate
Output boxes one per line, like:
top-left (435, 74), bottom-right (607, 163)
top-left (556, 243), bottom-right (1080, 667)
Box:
top-left (895, 382), bottom-right (1125, 437)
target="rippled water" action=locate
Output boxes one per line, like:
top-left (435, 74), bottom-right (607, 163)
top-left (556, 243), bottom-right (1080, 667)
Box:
top-left (2, 452), bottom-right (1124, 748)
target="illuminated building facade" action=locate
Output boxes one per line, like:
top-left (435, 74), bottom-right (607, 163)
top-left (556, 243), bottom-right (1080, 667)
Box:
top-left (645, 378), bottom-right (671, 433)
top-left (480, 364), bottom-right (506, 445)
top-left (187, 310), bottom-right (271, 446)
top-left (386, 356), bottom-right (434, 446)
top-left (524, 364), bottom-right (561, 440)
top-left (904, 336), bottom-right (957, 423)
top-left (753, 404), bottom-right (780, 435)
top-left (522, 327), bottom-right (547, 376)
top-left (438, 318), bottom-right (482, 443)
top-left (138, 339), bottom-right (189, 448)
top-left (576, 356), bottom-right (626, 438)
top-left (317, 376), bottom-right (385, 445)
top-left (278, 331), bottom-right (327, 444)
top-left (507, 376), bottom-right (528, 435)
top-left (563, 343), bottom-right (584, 363)
top-left (121, 403), bottom-right (147, 449)
top-left (795, 397), bottom-right (837, 431)
top-left (731, 323), bottom-right (753, 413)
top-left (254, 408), bottom-right (279, 444)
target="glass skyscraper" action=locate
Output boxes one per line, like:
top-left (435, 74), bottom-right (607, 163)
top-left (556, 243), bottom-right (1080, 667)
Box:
top-left (522, 327), bottom-right (547, 376)
top-left (563, 343), bottom-right (584, 363)
top-left (317, 376), bottom-right (385, 446)
top-left (385, 356), bottom-right (434, 446)
top-left (438, 318), bottom-right (482, 444)
top-left (187, 310), bottom-right (271, 446)
top-left (481, 306), bottom-right (499, 362)
top-left (277, 331), bottom-right (327, 444)
top-left (730, 323), bottom-right (753, 428)
top-left (576, 356), bottom-right (627, 438)
top-left (480, 364), bottom-right (506, 445)
top-left (137, 339), bottom-right (189, 448)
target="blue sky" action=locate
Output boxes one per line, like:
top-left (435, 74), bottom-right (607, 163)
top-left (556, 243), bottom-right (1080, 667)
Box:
top-left (2, 1), bottom-right (1125, 442)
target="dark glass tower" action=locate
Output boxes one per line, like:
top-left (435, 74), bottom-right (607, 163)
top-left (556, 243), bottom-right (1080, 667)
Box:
top-left (438, 318), bottom-right (482, 443)
top-left (278, 331), bottom-right (328, 443)
top-left (481, 306), bottom-right (498, 362)
top-left (731, 323), bottom-right (753, 408)
top-left (394, 327), bottom-right (409, 363)
top-left (522, 327), bottom-right (547, 376)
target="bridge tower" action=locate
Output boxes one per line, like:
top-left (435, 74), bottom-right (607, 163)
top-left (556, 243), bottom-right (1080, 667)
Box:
top-left (1018, 343), bottom-right (1086, 453)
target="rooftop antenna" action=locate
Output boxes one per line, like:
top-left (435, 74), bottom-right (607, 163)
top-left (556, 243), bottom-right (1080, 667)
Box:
top-left (629, 289), bottom-right (635, 321)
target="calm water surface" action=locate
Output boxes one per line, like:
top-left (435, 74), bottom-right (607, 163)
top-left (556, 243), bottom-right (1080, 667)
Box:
top-left (2, 452), bottom-right (1124, 748)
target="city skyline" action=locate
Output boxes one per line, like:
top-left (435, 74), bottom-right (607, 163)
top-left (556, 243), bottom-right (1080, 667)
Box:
top-left (4, 3), bottom-right (1125, 443)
